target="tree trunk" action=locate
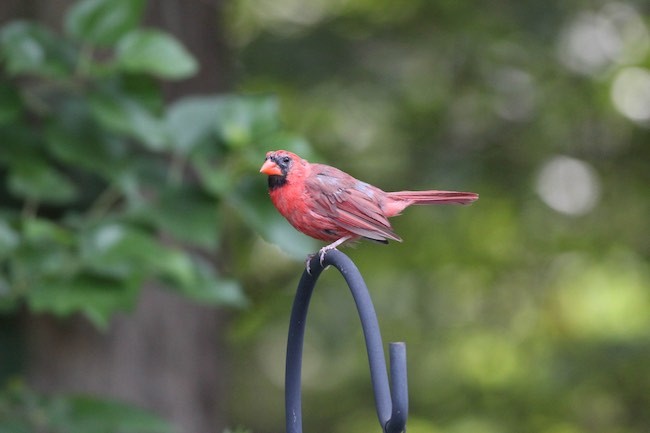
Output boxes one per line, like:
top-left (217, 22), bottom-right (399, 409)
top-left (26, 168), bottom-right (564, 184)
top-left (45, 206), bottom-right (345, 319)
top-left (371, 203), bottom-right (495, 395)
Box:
top-left (27, 287), bottom-right (230, 433)
top-left (1, 1), bottom-right (233, 432)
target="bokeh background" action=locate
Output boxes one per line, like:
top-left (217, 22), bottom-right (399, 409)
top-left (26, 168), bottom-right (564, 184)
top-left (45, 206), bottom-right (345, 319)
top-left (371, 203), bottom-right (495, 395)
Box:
top-left (1, 1), bottom-right (649, 433)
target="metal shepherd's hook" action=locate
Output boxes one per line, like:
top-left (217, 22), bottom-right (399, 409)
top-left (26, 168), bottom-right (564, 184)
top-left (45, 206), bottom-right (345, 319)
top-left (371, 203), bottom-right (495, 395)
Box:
top-left (285, 250), bottom-right (408, 433)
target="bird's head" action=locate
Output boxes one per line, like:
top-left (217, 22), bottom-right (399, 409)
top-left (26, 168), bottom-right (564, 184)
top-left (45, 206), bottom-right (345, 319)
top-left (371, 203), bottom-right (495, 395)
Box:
top-left (260, 150), bottom-right (305, 189)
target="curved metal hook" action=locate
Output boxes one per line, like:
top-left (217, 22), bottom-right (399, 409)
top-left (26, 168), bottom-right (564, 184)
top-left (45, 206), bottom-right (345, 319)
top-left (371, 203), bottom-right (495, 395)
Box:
top-left (285, 250), bottom-right (408, 433)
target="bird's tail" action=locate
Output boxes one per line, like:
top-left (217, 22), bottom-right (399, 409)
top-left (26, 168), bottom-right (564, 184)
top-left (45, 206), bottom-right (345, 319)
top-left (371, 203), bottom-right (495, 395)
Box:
top-left (388, 190), bottom-right (479, 206)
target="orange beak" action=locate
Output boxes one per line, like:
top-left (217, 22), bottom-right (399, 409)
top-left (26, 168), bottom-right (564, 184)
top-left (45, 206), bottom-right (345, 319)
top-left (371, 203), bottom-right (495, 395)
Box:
top-left (259, 159), bottom-right (283, 176)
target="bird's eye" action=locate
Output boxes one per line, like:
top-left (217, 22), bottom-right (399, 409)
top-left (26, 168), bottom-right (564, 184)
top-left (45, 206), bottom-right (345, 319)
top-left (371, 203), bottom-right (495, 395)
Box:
top-left (282, 156), bottom-right (291, 164)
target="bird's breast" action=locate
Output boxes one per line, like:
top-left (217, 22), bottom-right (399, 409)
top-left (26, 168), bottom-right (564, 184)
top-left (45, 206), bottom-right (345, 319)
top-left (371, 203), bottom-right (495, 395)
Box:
top-left (268, 181), bottom-right (346, 241)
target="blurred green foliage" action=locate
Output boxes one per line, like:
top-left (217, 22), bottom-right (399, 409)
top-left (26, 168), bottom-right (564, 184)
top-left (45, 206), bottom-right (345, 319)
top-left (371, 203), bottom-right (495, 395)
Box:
top-left (0, 0), bottom-right (311, 329)
top-left (0, 380), bottom-right (173, 433)
top-left (0, 0), bottom-right (310, 431)
top-left (225, 1), bottom-right (650, 433)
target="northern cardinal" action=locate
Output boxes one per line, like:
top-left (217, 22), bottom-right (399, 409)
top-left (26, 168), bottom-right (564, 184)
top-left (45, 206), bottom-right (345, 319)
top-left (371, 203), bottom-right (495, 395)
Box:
top-left (260, 150), bottom-right (478, 267)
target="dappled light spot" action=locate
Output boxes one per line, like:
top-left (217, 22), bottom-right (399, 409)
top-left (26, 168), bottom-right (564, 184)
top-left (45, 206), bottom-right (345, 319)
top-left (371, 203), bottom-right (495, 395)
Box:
top-left (602, 2), bottom-right (650, 63)
top-left (610, 67), bottom-right (650, 124)
top-left (535, 155), bottom-right (600, 216)
top-left (557, 3), bottom-right (649, 76)
top-left (89, 223), bottom-right (125, 252)
top-left (558, 12), bottom-right (622, 75)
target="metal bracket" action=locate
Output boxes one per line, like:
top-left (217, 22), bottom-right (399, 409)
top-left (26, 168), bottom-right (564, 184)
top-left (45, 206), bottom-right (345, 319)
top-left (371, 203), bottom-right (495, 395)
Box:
top-left (285, 250), bottom-right (408, 433)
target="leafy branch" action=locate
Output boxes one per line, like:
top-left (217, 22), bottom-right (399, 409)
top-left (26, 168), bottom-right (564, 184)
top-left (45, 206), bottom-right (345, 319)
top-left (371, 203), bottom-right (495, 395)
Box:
top-left (0, 0), bottom-right (308, 328)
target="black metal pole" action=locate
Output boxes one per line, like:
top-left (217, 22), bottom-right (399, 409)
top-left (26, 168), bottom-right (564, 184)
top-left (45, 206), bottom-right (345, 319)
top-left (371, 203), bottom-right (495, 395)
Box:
top-left (285, 250), bottom-right (408, 433)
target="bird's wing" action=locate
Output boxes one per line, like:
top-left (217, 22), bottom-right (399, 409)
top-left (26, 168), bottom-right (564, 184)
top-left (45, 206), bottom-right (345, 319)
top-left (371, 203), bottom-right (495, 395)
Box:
top-left (305, 164), bottom-right (402, 242)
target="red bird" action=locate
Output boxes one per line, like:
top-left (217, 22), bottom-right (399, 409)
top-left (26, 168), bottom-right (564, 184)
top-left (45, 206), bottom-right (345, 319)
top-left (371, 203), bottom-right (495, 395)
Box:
top-left (260, 150), bottom-right (478, 267)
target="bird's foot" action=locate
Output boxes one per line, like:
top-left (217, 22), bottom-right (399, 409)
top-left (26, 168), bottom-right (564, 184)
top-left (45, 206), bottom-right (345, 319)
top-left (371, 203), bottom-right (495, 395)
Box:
top-left (305, 236), bottom-right (352, 275)
top-left (317, 245), bottom-right (336, 266)
top-left (304, 248), bottom-right (335, 275)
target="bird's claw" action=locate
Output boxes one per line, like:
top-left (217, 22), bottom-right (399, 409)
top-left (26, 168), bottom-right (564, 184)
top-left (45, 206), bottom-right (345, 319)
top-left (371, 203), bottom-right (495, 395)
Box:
top-left (319, 248), bottom-right (328, 266)
top-left (305, 237), bottom-right (352, 274)
top-left (304, 247), bottom-right (335, 275)
top-left (305, 254), bottom-right (316, 275)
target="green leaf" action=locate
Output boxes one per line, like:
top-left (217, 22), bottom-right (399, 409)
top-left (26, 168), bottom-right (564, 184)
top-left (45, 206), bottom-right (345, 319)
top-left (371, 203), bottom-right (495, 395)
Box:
top-left (0, 383), bottom-right (175, 433)
top-left (0, 220), bottom-right (19, 257)
top-left (161, 256), bottom-right (248, 307)
top-left (186, 275), bottom-right (247, 307)
top-left (116, 30), bottom-right (198, 79)
top-left (63, 396), bottom-right (175, 433)
top-left (0, 124), bottom-right (36, 168)
top-left (45, 120), bottom-right (128, 179)
top-left (164, 95), bottom-right (282, 152)
top-left (8, 159), bottom-right (78, 204)
top-left (135, 187), bottom-right (221, 249)
top-left (0, 21), bottom-right (73, 77)
top-left (79, 222), bottom-right (246, 308)
top-left (89, 91), bottom-right (168, 150)
top-left (193, 156), bottom-right (233, 197)
top-left (80, 222), bottom-right (245, 308)
top-left (213, 95), bottom-right (280, 147)
top-left (27, 274), bottom-right (140, 329)
top-left (65, 0), bottom-right (146, 46)
top-left (165, 96), bottom-right (222, 153)
top-left (80, 223), bottom-right (160, 279)
top-left (22, 218), bottom-right (74, 246)
top-left (14, 219), bottom-right (77, 282)
top-left (0, 83), bottom-right (22, 125)
top-left (120, 74), bottom-right (164, 112)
